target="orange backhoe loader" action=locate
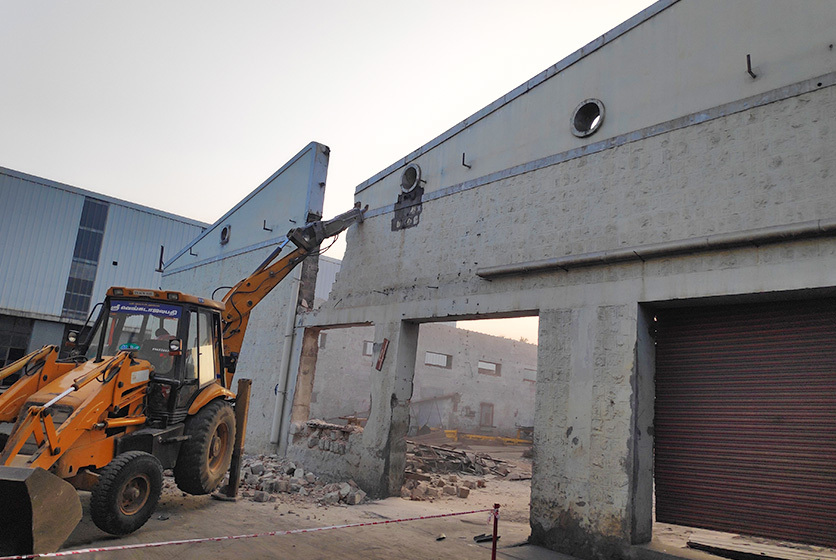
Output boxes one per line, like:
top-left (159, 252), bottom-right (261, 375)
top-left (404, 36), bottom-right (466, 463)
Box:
top-left (0, 206), bottom-right (364, 555)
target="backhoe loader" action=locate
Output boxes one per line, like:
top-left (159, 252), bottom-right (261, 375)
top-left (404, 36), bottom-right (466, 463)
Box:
top-left (0, 206), bottom-right (364, 555)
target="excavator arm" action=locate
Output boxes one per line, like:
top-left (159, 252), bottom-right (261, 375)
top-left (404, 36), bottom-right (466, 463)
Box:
top-left (219, 205), bottom-right (365, 386)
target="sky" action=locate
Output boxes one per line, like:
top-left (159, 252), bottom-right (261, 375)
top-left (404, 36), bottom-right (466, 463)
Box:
top-left (0, 0), bottom-right (656, 342)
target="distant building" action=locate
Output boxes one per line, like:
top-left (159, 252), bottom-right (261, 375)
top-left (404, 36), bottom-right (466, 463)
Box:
top-left (0, 166), bottom-right (206, 374)
top-left (310, 322), bottom-right (537, 437)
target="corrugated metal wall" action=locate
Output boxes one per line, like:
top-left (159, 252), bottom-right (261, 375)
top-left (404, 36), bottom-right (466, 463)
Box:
top-left (655, 299), bottom-right (836, 548)
top-left (0, 172), bottom-right (82, 318)
top-left (0, 168), bottom-right (206, 322)
top-left (92, 204), bottom-right (207, 305)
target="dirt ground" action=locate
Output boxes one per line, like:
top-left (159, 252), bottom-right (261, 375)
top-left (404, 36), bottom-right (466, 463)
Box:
top-left (57, 442), bottom-right (549, 560)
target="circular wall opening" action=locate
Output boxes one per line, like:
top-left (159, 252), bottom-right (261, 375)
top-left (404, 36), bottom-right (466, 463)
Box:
top-left (400, 164), bottom-right (421, 193)
top-left (220, 225), bottom-right (231, 245)
top-left (571, 98), bottom-right (605, 138)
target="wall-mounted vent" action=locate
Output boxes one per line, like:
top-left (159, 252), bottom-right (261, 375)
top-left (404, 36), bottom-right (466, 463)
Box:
top-left (400, 164), bottom-right (421, 193)
top-left (571, 98), bottom-right (605, 138)
top-left (392, 164), bottom-right (424, 231)
top-left (220, 224), bottom-right (231, 245)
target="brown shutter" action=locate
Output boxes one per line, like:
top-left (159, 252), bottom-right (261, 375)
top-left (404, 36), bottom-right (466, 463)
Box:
top-left (654, 299), bottom-right (836, 547)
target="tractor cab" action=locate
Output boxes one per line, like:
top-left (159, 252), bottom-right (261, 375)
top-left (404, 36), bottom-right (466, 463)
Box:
top-left (78, 288), bottom-right (226, 426)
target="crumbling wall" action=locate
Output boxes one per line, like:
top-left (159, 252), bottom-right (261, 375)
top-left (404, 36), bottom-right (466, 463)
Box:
top-left (290, 3), bottom-right (836, 557)
top-left (298, 84), bottom-right (836, 556)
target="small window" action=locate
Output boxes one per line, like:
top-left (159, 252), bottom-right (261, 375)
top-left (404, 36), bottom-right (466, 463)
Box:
top-left (477, 360), bottom-right (501, 376)
top-left (318, 332), bottom-right (327, 349)
top-left (362, 340), bottom-right (374, 356)
top-left (523, 368), bottom-right (537, 383)
top-left (424, 351), bottom-right (452, 369)
top-left (479, 403), bottom-right (494, 427)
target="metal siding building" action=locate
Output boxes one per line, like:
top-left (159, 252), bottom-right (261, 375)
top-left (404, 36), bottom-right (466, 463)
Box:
top-left (0, 167), bottom-right (206, 367)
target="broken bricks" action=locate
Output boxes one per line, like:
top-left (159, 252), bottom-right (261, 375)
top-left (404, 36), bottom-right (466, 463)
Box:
top-left (400, 474), bottom-right (483, 502)
top-left (236, 454), bottom-right (366, 506)
top-left (405, 440), bottom-right (526, 478)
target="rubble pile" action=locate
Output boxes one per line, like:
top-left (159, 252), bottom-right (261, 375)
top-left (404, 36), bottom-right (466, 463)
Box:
top-left (289, 419), bottom-right (362, 456)
top-left (401, 472), bottom-right (487, 502)
top-left (222, 454), bottom-right (367, 506)
top-left (406, 440), bottom-right (524, 478)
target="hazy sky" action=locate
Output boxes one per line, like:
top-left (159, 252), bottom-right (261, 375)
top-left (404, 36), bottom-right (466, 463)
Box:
top-left (1, 0), bottom-right (656, 342)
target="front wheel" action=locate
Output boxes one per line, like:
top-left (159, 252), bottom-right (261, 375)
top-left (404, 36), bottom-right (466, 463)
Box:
top-left (91, 451), bottom-right (163, 535)
top-left (174, 400), bottom-right (235, 495)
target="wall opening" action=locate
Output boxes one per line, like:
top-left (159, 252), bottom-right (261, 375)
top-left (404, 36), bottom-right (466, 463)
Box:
top-left (306, 325), bottom-right (376, 427)
top-left (402, 315), bottom-right (538, 523)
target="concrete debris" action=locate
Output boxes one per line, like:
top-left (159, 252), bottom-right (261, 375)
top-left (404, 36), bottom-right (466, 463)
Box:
top-left (400, 472), bottom-right (487, 502)
top-left (228, 454), bottom-right (367, 507)
top-left (406, 440), bottom-right (526, 478)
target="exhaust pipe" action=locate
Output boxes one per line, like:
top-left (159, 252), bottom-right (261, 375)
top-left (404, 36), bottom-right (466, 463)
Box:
top-left (0, 467), bottom-right (82, 555)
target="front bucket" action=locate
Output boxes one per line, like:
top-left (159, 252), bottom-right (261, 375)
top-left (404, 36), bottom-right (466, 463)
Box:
top-left (0, 466), bottom-right (82, 556)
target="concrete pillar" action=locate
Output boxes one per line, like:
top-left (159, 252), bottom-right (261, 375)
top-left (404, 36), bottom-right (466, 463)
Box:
top-left (630, 305), bottom-right (655, 544)
top-left (290, 328), bottom-right (320, 425)
top-left (530, 305), bottom-right (638, 558)
top-left (355, 320), bottom-right (418, 497)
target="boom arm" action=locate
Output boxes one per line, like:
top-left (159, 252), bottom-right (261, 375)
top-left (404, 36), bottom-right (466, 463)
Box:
top-left (219, 205), bottom-right (365, 385)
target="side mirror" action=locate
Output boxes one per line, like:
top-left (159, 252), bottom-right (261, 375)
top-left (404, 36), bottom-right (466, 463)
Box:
top-left (168, 338), bottom-right (182, 356)
top-left (224, 353), bottom-right (238, 374)
top-left (66, 330), bottom-right (79, 346)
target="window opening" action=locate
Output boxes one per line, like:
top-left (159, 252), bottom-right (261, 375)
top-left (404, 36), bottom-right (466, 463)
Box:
top-left (424, 351), bottom-right (452, 368)
top-left (477, 360), bottom-right (501, 376)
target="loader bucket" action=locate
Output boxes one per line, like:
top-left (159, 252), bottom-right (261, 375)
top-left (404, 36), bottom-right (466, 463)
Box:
top-left (0, 466), bottom-right (82, 556)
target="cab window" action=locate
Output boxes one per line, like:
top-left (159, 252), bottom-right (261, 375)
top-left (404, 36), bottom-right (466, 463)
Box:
top-left (185, 309), bottom-right (219, 386)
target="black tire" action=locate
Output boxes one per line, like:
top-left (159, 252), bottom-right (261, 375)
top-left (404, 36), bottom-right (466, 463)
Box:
top-left (174, 400), bottom-right (235, 495)
top-left (91, 451), bottom-right (163, 535)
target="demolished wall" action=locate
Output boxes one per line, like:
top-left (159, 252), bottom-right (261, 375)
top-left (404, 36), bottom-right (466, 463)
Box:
top-left (288, 2), bottom-right (836, 558)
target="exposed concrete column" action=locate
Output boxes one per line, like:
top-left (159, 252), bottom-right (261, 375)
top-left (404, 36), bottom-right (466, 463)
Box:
top-left (289, 327), bottom-right (320, 426)
top-left (355, 319), bottom-right (418, 498)
top-left (630, 305), bottom-right (655, 544)
top-left (530, 305), bottom-right (638, 558)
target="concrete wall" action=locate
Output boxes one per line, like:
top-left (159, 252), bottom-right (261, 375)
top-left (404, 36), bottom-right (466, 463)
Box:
top-left (308, 323), bottom-right (537, 436)
top-left (163, 142), bottom-right (328, 451)
top-left (288, 1), bottom-right (836, 558)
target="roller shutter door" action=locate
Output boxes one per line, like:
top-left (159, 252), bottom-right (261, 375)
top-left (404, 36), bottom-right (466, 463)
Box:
top-left (654, 299), bottom-right (836, 547)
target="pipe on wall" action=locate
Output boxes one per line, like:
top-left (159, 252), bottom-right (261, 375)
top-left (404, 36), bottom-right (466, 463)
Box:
top-left (269, 267), bottom-right (302, 444)
top-left (477, 218), bottom-right (836, 278)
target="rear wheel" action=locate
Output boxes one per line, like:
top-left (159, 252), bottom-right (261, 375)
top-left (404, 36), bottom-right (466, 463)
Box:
top-left (91, 451), bottom-right (163, 535)
top-left (174, 400), bottom-right (235, 495)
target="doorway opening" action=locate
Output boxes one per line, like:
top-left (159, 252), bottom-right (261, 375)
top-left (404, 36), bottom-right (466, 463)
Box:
top-left (402, 315), bottom-right (538, 524)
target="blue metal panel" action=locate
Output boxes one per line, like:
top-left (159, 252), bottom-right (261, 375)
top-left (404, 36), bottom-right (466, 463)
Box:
top-left (0, 167), bottom-right (206, 322)
top-left (92, 203), bottom-right (205, 305)
top-left (0, 171), bottom-right (82, 319)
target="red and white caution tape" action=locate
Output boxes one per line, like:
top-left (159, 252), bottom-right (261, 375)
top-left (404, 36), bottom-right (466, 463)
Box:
top-left (0, 507), bottom-right (499, 560)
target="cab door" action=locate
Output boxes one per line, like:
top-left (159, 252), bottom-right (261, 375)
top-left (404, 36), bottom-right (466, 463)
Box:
top-left (174, 308), bottom-right (222, 411)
